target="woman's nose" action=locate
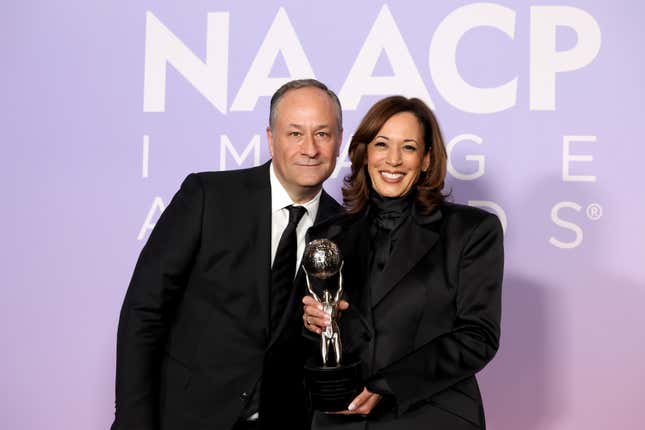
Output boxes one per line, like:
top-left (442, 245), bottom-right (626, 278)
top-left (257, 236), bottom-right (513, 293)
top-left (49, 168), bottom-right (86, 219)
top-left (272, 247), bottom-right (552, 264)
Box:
top-left (385, 148), bottom-right (402, 166)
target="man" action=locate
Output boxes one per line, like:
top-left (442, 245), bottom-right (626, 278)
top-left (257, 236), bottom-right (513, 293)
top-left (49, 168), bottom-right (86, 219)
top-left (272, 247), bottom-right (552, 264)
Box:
top-left (111, 79), bottom-right (344, 430)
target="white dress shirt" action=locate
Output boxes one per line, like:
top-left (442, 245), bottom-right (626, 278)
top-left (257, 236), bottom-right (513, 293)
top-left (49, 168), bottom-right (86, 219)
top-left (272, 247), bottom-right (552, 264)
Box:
top-left (269, 163), bottom-right (321, 274)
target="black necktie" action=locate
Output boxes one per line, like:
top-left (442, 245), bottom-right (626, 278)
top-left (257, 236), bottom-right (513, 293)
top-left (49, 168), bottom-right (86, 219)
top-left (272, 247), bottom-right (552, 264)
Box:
top-left (270, 205), bottom-right (307, 334)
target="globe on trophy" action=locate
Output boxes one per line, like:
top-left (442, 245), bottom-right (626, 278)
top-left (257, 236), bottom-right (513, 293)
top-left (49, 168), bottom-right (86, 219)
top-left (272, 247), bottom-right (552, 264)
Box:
top-left (302, 239), bottom-right (362, 412)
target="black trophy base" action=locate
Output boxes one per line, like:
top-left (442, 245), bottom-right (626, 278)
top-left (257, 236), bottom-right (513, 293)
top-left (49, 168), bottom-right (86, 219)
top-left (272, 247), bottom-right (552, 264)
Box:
top-left (304, 357), bottom-right (362, 412)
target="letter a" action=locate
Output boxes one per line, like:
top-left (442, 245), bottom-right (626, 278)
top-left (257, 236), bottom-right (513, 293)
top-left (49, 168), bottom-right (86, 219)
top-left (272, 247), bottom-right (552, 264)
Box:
top-left (231, 8), bottom-right (315, 111)
top-left (339, 5), bottom-right (433, 110)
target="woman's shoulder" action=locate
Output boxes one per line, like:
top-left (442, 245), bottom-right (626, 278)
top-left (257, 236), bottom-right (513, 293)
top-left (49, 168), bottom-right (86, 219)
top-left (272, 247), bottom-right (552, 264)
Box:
top-left (438, 201), bottom-right (503, 237)
top-left (440, 201), bottom-right (492, 220)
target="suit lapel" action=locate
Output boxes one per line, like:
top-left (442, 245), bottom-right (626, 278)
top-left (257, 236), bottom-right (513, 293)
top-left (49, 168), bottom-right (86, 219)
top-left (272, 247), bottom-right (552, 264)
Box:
top-left (315, 190), bottom-right (340, 224)
top-left (336, 215), bottom-right (373, 338)
top-left (244, 163), bottom-right (273, 345)
top-left (370, 209), bottom-right (442, 307)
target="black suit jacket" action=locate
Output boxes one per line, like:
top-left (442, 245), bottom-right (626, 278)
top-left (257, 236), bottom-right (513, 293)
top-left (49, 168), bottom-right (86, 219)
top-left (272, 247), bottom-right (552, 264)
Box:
top-left (309, 202), bottom-right (504, 430)
top-left (112, 162), bottom-right (342, 430)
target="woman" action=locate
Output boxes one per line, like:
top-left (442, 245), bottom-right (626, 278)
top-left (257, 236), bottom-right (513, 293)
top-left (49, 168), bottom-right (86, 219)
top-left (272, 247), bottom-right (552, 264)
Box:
top-left (303, 96), bottom-right (503, 429)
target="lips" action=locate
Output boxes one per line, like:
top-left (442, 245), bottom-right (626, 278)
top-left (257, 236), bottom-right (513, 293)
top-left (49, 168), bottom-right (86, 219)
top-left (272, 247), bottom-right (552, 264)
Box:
top-left (379, 171), bottom-right (404, 181)
top-left (296, 160), bottom-right (323, 167)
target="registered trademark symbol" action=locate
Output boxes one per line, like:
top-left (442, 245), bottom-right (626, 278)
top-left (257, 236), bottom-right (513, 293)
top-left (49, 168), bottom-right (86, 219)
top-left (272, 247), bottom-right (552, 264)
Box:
top-left (586, 203), bottom-right (603, 220)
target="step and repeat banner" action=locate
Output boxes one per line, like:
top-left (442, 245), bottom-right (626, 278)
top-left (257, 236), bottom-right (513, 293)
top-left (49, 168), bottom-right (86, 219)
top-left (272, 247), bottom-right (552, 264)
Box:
top-left (3, 1), bottom-right (644, 429)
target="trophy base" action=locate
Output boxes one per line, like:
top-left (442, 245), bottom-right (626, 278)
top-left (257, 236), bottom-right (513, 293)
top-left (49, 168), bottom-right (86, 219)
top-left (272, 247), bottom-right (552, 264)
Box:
top-left (304, 357), bottom-right (363, 412)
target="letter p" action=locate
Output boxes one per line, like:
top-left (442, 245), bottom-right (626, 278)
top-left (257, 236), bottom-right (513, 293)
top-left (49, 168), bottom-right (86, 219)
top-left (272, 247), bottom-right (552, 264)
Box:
top-left (530, 6), bottom-right (601, 110)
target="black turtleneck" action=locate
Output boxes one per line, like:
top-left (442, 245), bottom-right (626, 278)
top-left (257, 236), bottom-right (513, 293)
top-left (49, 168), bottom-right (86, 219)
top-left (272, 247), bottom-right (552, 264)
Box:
top-left (368, 189), bottom-right (415, 289)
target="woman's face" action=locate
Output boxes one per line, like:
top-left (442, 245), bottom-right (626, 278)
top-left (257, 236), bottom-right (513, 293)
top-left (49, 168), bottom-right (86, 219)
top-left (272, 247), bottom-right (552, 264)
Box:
top-left (366, 111), bottom-right (430, 198)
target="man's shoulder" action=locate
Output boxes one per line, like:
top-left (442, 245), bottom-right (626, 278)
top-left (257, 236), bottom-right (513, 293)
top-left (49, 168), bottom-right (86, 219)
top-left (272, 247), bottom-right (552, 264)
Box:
top-left (318, 190), bottom-right (343, 217)
top-left (308, 209), bottom-right (362, 243)
top-left (193, 162), bottom-right (268, 183)
top-left (189, 163), bottom-right (270, 192)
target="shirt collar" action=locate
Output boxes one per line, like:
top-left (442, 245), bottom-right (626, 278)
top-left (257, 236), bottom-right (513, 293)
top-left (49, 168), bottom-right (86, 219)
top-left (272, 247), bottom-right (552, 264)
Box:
top-left (269, 162), bottom-right (322, 220)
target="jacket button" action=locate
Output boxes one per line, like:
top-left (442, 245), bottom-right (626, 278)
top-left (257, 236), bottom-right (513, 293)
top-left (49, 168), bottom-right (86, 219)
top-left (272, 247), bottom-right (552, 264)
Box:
top-left (240, 392), bottom-right (250, 400)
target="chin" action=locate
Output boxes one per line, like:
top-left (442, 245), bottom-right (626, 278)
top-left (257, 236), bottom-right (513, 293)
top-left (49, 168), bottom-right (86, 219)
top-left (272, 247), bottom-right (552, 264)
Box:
top-left (299, 171), bottom-right (331, 185)
top-left (377, 190), bottom-right (403, 198)
top-left (383, 192), bottom-right (405, 198)
top-left (374, 183), bottom-right (409, 198)
top-left (295, 177), bottom-right (325, 188)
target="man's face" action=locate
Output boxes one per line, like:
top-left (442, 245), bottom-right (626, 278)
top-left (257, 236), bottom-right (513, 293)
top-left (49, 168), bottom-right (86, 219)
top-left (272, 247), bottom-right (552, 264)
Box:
top-left (267, 87), bottom-right (342, 202)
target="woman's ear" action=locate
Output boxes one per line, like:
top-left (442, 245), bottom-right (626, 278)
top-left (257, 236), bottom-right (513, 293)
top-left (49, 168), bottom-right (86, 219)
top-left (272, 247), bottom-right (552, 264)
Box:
top-left (422, 149), bottom-right (431, 172)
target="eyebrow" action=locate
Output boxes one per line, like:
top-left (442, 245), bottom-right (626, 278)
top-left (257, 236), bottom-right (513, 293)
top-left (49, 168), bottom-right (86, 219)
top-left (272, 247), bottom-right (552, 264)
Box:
top-left (375, 135), bottom-right (418, 144)
top-left (287, 124), bottom-right (332, 130)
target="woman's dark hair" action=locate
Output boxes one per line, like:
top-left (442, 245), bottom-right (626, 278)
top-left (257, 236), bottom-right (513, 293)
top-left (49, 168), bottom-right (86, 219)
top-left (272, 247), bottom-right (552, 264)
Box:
top-left (342, 96), bottom-right (448, 214)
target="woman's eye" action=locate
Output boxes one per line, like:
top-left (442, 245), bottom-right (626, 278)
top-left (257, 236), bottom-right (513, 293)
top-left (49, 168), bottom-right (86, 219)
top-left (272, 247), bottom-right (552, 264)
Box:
top-left (374, 141), bottom-right (387, 148)
top-left (403, 144), bottom-right (417, 151)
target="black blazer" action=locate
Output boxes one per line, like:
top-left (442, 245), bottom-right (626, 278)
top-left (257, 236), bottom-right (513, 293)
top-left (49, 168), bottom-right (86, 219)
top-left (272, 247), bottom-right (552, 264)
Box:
top-left (309, 202), bottom-right (504, 430)
top-left (111, 162), bottom-right (342, 430)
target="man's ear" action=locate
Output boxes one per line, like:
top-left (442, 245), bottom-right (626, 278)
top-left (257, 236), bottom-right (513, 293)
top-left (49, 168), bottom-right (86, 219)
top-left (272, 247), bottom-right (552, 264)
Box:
top-left (266, 127), bottom-right (274, 157)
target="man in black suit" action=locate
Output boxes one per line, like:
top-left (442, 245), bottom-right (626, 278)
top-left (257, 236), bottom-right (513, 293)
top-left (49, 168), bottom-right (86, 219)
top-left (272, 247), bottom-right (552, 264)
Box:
top-left (111, 79), bottom-right (344, 430)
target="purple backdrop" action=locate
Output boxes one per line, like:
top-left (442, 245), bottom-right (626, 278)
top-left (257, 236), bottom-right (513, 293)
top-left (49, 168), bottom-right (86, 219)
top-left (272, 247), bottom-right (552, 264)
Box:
top-left (3, 1), bottom-right (644, 429)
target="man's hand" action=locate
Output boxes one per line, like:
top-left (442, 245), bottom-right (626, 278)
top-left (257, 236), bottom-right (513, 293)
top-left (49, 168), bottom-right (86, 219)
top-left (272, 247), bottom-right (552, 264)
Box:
top-left (331, 388), bottom-right (382, 415)
top-left (302, 295), bottom-right (349, 334)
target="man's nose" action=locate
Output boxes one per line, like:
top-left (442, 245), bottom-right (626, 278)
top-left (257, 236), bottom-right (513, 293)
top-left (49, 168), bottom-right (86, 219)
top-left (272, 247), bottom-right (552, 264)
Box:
top-left (301, 133), bottom-right (318, 157)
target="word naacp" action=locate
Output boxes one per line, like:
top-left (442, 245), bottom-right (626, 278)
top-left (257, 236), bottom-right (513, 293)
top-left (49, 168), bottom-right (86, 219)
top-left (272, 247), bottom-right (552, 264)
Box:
top-left (144, 4), bottom-right (601, 114)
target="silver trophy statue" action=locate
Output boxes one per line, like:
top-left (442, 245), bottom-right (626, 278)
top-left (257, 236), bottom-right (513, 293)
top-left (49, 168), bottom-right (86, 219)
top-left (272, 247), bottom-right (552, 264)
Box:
top-left (302, 239), bottom-right (362, 411)
top-left (302, 239), bottom-right (345, 365)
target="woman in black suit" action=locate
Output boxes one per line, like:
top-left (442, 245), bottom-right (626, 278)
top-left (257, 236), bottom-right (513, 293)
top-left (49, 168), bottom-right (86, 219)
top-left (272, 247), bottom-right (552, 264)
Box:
top-left (303, 96), bottom-right (504, 429)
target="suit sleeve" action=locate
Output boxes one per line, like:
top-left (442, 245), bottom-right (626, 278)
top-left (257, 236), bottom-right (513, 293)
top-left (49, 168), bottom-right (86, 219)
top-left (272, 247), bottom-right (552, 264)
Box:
top-left (111, 174), bottom-right (204, 430)
top-left (376, 213), bottom-right (504, 415)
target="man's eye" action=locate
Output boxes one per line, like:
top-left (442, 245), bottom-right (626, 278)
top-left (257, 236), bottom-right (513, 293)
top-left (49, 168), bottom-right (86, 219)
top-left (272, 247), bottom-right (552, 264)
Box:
top-left (289, 131), bottom-right (302, 137)
top-left (316, 131), bottom-right (330, 137)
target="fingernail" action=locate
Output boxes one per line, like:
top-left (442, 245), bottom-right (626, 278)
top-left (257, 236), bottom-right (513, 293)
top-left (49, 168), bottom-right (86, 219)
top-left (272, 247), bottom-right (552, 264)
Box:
top-left (347, 403), bottom-right (355, 411)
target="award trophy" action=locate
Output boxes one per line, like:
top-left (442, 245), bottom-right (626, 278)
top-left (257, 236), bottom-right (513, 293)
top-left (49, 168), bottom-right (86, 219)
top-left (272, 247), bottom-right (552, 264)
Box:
top-left (302, 239), bottom-right (362, 412)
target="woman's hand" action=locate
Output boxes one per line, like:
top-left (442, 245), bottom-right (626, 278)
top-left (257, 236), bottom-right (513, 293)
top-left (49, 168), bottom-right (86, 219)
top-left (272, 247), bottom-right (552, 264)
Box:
top-left (302, 295), bottom-right (349, 334)
top-left (332, 388), bottom-right (382, 415)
